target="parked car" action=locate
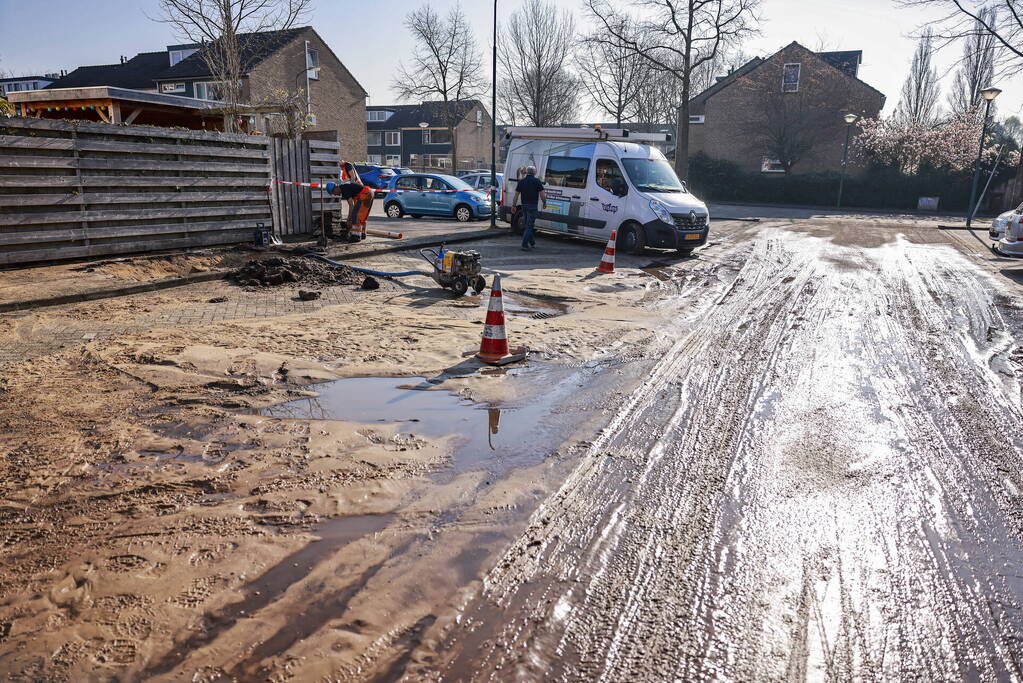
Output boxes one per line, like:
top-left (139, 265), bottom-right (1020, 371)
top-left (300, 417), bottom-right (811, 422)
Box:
top-left (391, 167), bottom-right (413, 175)
top-left (990, 202), bottom-right (1023, 242)
top-left (383, 173), bottom-right (492, 222)
top-left (993, 202), bottom-right (1023, 254)
top-left (456, 168), bottom-right (491, 178)
top-left (354, 164), bottom-right (397, 197)
top-left (460, 172), bottom-right (503, 191)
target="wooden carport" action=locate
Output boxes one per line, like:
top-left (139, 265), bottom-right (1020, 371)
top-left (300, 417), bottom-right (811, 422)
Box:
top-left (7, 86), bottom-right (224, 131)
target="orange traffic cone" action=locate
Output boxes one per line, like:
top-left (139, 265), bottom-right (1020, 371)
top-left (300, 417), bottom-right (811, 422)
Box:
top-left (476, 275), bottom-right (527, 366)
top-left (596, 230), bottom-right (617, 273)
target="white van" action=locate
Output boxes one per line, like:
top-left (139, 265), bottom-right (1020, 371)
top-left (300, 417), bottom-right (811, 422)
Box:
top-left (500, 127), bottom-right (709, 255)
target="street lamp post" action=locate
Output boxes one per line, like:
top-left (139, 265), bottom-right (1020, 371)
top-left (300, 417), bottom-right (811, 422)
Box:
top-left (490, 0), bottom-right (498, 229)
top-left (836, 112), bottom-right (858, 209)
top-left (418, 121), bottom-right (429, 172)
top-left (293, 65), bottom-right (321, 126)
top-left (966, 85), bottom-right (1002, 227)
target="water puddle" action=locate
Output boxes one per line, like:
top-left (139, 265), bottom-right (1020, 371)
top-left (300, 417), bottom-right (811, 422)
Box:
top-left (258, 373), bottom-right (575, 476)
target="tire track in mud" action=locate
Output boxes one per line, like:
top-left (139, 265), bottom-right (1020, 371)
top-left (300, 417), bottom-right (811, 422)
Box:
top-left (403, 228), bottom-right (1023, 681)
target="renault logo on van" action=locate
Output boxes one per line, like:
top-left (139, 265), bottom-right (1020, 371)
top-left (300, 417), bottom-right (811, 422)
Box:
top-left (689, 210), bottom-right (697, 223)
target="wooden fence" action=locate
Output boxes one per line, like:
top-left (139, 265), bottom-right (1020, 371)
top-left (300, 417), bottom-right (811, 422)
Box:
top-left (0, 117), bottom-right (338, 266)
top-left (268, 137), bottom-right (340, 237)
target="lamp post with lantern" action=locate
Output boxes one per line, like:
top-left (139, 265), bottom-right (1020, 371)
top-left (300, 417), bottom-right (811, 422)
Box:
top-left (966, 85), bottom-right (1002, 227)
top-left (836, 112), bottom-right (858, 209)
top-left (418, 121), bottom-right (429, 172)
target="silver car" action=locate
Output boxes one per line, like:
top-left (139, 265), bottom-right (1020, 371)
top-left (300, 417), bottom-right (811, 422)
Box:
top-left (991, 202), bottom-right (1023, 242)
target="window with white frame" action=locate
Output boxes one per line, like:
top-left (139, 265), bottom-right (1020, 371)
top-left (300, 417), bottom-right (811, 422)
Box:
top-left (782, 63), bottom-right (800, 92)
top-left (168, 48), bottom-right (198, 66)
top-left (306, 48), bottom-right (319, 79)
top-left (689, 115), bottom-right (705, 124)
top-left (385, 131), bottom-right (400, 146)
top-left (367, 131), bottom-right (383, 146)
top-left (423, 128), bottom-right (450, 144)
top-left (476, 109), bottom-right (483, 127)
top-left (160, 82), bottom-right (186, 94)
top-left (366, 154), bottom-right (383, 164)
top-left (385, 154), bottom-right (401, 165)
top-left (194, 81), bottom-right (228, 101)
top-left (761, 157), bottom-right (785, 173)
top-left (366, 110), bottom-right (391, 122)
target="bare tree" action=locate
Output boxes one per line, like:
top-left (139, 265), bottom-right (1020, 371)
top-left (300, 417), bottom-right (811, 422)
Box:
top-left (576, 19), bottom-right (652, 124)
top-left (499, 0), bottom-right (582, 126)
top-left (157, 0), bottom-right (311, 131)
top-left (947, 7), bottom-right (999, 113)
top-left (584, 0), bottom-right (762, 180)
top-left (392, 4), bottom-right (487, 170)
top-left (901, 0), bottom-right (1021, 75)
top-left (898, 29), bottom-right (941, 124)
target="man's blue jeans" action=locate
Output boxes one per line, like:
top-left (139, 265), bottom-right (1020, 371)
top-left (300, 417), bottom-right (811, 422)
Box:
top-left (521, 205), bottom-right (538, 248)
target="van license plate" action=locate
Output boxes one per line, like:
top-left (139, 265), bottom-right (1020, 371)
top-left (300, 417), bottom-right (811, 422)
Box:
top-left (684, 233), bottom-right (701, 241)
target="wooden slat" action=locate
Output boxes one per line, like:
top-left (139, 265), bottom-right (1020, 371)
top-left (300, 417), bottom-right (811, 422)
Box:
top-left (0, 175), bottom-right (78, 187)
top-left (0, 219), bottom-right (264, 246)
top-left (308, 140), bottom-right (340, 150)
top-left (0, 191), bottom-right (267, 207)
top-left (309, 153), bottom-right (338, 163)
top-left (78, 158), bottom-right (267, 173)
top-left (0, 156), bottom-right (77, 169)
top-left (0, 230), bottom-right (255, 266)
top-left (75, 139), bottom-right (269, 159)
top-left (1, 115), bottom-right (267, 145)
top-left (0, 136), bottom-right (76, 151)
top-left (0, 205), bottom-right (270, 227)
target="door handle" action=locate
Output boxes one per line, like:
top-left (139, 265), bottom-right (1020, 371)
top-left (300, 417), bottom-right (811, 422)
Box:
top-left (590, 197), bottom-right (599, 201)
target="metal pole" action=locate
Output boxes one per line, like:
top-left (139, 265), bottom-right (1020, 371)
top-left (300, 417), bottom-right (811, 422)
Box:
top-left (490, 0), bottom-right (498, 229)
top-left (967, 97), bottom-right (993, 227)
top-left (318, 182), bottom-right (326, 251)
top-left (304, 40), bottom-right (312, 119)
top-left (837, 122), bottom-right (852, 209)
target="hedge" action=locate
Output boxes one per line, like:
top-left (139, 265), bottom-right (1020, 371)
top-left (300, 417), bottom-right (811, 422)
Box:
top-left (686, 152), bottom-right (987, 212)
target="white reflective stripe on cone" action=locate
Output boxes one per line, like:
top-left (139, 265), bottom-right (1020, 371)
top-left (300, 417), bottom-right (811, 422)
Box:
top-left (483, 325), bottom-right (506, 339)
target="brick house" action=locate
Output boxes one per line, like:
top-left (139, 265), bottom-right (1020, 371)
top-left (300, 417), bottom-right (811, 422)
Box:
top-left (46, 27), bottom-right (367, 160)
top-left (365, 100), bottom-right (493, 172)
top-left (689, 42), bottom-right (885, 174)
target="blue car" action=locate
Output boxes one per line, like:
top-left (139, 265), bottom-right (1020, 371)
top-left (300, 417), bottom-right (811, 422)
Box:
top-left (383, 173), bottom-right (492, 222)
top-left (354, 164), bottom-right (397, 195)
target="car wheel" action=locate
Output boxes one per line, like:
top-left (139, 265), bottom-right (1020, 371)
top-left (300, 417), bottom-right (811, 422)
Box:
top-left (455, 205), bottom-right (473, 223)
top-left (411, 214), bottom-right (423, 219)
top-left (618, 223), bottom-right (646, 255)
top-left (385, 201), bottom-right (404, 219)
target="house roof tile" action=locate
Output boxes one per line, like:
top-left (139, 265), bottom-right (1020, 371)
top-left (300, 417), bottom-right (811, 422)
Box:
top-left (155, 28), bottom-right (306, 80)
top-left (367, 100), bottom-right (484, 129)
top-left (45, 52), bottom-right (169, 90)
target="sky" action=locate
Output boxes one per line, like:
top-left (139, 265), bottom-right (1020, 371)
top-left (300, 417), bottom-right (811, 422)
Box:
top-left (2, 0), bottom-right (1022, 119)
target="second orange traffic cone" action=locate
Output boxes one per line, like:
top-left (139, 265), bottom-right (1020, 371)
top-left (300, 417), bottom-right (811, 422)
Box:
top-left (596, 230), bottom-right (617, 273)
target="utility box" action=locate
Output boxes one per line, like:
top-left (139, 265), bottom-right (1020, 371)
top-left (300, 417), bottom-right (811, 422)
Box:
top-left (918, 197), bottom-right (939, 211)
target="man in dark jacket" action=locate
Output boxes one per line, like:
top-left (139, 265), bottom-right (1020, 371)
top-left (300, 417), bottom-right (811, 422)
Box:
top-left (512, 166), bottom-right (545, 251)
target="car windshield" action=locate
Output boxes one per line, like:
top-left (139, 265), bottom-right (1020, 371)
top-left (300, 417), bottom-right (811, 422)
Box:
top-left (437, 175), bottom-right (473, 191)
top-left (621, 159), bottom-right (686, 193)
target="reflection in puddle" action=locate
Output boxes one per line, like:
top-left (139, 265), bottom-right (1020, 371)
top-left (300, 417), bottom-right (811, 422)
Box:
top-left (258, 376), bottom-right (563, 475)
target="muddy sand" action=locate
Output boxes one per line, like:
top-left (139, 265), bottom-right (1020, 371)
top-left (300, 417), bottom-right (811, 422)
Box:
top-left (0, 252), bottom-right (669, 680)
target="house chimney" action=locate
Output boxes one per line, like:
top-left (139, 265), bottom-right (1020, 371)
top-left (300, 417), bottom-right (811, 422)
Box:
top-left (120, 56), bottom-right (126, 64)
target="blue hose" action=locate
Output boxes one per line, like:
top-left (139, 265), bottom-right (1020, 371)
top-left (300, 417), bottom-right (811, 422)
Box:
top-left (304, 252), bottom-right (424, 278)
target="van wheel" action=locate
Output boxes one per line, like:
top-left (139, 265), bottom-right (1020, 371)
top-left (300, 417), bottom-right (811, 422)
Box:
top-left (385, 201), bottom-right (404, 219)
top-left (618, 224), bottom-right (646, 255)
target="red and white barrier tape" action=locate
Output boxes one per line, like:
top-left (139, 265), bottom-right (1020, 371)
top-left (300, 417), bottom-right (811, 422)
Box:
top-left (269, 178), bottom-right (495, 195)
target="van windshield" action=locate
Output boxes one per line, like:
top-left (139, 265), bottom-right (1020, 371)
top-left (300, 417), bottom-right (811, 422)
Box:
top-left (621, 159), bottom-right (686, 193)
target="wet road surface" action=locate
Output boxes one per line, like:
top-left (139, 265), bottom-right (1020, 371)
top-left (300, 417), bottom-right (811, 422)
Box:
top-left (404, 225), bottom-right (1023, 681)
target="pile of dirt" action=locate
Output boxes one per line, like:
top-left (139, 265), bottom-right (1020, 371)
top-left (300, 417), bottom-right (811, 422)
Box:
top-left (230, 256), bottom-right (362, 288)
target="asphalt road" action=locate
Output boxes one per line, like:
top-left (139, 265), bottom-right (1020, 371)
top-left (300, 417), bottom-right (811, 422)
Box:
top-left (403, 220), bottom-right (1023, 681)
